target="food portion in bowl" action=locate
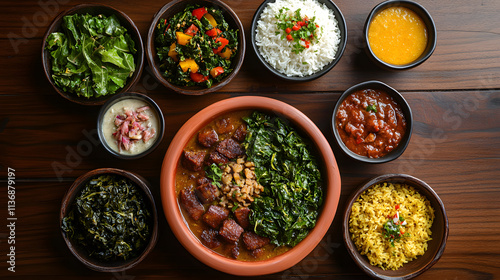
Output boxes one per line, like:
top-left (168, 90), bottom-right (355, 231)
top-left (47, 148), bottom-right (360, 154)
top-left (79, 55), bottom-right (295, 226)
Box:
top-left (349, 182), bottom-right (434, 270)
top-left (255, 0), bottom-right (341, 77)
top-left (154, 4), bottom-right (239, 88)
top-left (367, 6), bottom-right (427, 65)
top-left (61, 174), bottom-right (154, 262)
top-left (45, 13), bottom-right (137, 98)
top-left (101, 99), bottom-right (159, 155)
top-left (176, 111), bottom-right (323, 260)
top-left (336, 88), bottom-right (407, 158)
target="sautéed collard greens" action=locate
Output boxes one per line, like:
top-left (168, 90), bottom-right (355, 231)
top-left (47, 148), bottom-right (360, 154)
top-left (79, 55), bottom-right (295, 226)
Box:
top-left (62, 175), bottom-right (151, 261)
top-left (243, 112), bottom-right (323, 247)
top-left (45, 13), bottom-right (136, 98)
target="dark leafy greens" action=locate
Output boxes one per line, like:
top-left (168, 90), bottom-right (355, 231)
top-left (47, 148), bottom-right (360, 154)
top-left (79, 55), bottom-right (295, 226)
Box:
top-left (45, 13), bottom-right (136, 98)
top-left (243, 112), bottom-right (323, 247)
top-left (62, 175), bottom-right (152, 261)
top-left (155, 4), bottom-right (238, 88)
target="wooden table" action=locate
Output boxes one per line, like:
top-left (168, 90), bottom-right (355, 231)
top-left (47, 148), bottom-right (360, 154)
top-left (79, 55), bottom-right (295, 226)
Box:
top-left (1, 0), bottom-right (499, 279)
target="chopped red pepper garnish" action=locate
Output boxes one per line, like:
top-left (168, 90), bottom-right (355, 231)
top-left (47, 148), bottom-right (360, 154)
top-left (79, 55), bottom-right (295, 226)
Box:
top-left (292, 24), bottom-right (300, 31)
top-left (286, 34), bottom-right (293, 41)
top-left (285, 27), bottom-right (292, 34)
top-left (395, 204), bottom-right (400, 210)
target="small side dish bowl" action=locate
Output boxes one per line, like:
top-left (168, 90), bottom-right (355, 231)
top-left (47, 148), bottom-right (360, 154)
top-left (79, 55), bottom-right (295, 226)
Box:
top-left (364, 0), bottom-right (437, 70)
top-left (250, 0), bottom-right (347, 81)
top-left (60, 168), bottom-right (159, 272)
top-left (97, 92), bottom-right (165, 160)
top-left (160, 96), bottom-right (341, 275)
top-left (146, 0), bottom-right (245, 95)
top-left (42, 4), bottom-right (144, 105)
top-left (343, 174), bottom-right (448, 279)
top-left (331, 80), bottom-right (413, 163)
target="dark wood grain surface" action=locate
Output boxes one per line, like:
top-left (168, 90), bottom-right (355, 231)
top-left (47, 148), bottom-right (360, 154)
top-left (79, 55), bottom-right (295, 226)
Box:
top-left (1, 0), bottom-right (499, 279)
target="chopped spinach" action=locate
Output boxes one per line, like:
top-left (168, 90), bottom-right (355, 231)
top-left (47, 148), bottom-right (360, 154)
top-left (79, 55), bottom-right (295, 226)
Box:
top-left (205, 163), bottom-right (223, 188)
top-left (62, 175), bottom-right (152, 261)
top-left (45, 13), bottom-right (136, 98)
top-left (154, 4), bottom-right (238, 88)
top-left (243, 112), bottom-right (323, 247)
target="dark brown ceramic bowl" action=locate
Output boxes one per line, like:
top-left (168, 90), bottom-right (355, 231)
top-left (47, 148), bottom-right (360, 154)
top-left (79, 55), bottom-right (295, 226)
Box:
top-left (331, 80), bottom-right (413, 163)
top-left (42, 4), bottom-right (144, 105)
top-left (60, 168), bottom-right (158, 272)
top-left (97, 92), bottom-right (165, 160)
top-left (146, 0), bottom-right (245, 95)
top-left (364, 0), bottom-right (437, 70)
top-left (251, 0), bottom-right (347, 81)
top-left (160, 96), bottom-right (341, 275)
top-left (343, 174), bottom-right (448, 280)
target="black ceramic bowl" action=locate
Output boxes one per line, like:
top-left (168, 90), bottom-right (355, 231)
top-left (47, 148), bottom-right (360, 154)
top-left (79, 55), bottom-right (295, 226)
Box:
top-left (42, 4), bottom-right (144, 105)
top-left (331, 81), bottom-right (413, 163)
top-left (60, 168), bottom-right (159, 272)
top-left (97, 92), bottom-right (165, 159)
top-left (364, 0), bottom-right (437, 70)
top-left (251, 0), bottom-right (347, 81)
top-left (146, 0), bottom-right (245, 95)
top-left (343, 174), bottom-right (449, 279)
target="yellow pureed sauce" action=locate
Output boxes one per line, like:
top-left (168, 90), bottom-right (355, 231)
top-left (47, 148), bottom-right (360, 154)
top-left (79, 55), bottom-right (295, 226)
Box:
top-left (368, 6), bottom-right (427, 65)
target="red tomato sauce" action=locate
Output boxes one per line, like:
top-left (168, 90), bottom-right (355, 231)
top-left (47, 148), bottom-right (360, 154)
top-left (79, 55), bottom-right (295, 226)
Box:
top-left (336, 89), bottom-right (406, 158)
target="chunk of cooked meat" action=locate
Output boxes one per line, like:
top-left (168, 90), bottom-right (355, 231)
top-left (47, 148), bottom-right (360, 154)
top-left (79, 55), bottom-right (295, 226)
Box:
top-left (202, 205), bottom-right (229, 229)
top-left (228, 242), bottom-right (240, 259)
top-left (182, 150), bottom-right (207, 171)
top-left (242, 231), bottom-right (270, 251)
top-left (195, 182), bottom-right (220, 204)
top-left (219, 219), bottom-right (244, 243)
top-left (234, 207), bottom-right (251, 229)
top-left (216, 117), bottom-right (235, 135)
top-left (216, 138), bottom-right (244, 159)
top-left (232, 124), bottom-right (247, 142)
top-left (198, 128), bottom-right (219, 148)
top-left (179, 188), bottom-right (204, 221)
top-left (200, 229), bottom-right (220, 249)
top-left (196, 177), bottom-right (210, 186)
top-left (208, 151), bottom-right (229, 165)
top-left (251, 248), bottom-right (265, 258)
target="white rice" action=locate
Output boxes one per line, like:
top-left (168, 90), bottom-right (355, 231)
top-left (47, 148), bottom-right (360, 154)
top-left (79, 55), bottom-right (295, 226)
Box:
top-left (255, 0), bottom-right (340, 77)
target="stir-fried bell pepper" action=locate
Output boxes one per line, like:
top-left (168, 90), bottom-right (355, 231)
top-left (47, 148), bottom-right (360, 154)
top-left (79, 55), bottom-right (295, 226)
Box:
top-left (204, 13), bottom-right (217, 27)
top-left (213, 37), bottom-right (229, 54)
top-left (192, 7), bottom-right (207, 20)
top-left (190, 72), bottom-right (208, 83)
top-left (179, 59), bottom-right (198, 73)
top-left (210, 66), bottom-right (224, 78)
top-left (184, 24), bottom-right (199, 36)
top-left (176, 32), bottom-right (192, 46)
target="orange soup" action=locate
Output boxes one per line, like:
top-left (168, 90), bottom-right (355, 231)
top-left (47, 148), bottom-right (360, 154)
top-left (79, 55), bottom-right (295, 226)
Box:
top-left (368, 6), bottom-right (427, 65)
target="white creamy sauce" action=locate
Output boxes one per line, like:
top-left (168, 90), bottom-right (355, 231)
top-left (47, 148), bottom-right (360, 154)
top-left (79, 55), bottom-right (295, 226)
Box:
top-left (101, 98), bottom-right (159, 155)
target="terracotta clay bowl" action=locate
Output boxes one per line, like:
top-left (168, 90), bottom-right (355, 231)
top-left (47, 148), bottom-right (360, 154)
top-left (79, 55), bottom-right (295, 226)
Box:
top-left (343, 174), bottom-right (449, 279)
top-left (60, 168), bottom-right (158, 272)
top-left (160, 96), bottom-right (341, 275)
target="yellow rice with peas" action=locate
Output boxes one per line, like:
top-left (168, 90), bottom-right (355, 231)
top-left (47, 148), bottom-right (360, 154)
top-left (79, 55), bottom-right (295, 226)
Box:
top-left (349, 182), bottom-right (434, 270)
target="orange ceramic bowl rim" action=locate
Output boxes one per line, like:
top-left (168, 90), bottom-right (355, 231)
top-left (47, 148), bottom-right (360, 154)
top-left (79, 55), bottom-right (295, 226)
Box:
top-left (160, 96), bottom-right (341, 276)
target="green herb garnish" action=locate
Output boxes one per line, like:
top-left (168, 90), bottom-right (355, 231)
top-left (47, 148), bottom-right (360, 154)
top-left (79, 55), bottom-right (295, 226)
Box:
top-left (383, 213), bottom-right (410, 247)
top-left (243, 112), bottom-right (323, 247)
top-left (61, 175), bottom-right (152, 261)
top-left (45, 14), bottom-right (137, 98)
top-left (205, 163), bottom-right (223, 188)
top-left (366, 104), bottom-right (377, 113)
top-left (275, 8), bottom-right (320, 54)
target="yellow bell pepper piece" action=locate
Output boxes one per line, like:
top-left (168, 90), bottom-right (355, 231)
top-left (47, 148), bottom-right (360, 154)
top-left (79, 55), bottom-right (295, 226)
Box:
top-left (204, 13), bottom-right (217, 28)
top-left (218, 48), bottom-right (232, 60)
top-left (179, 58), bottom-right (199, 73)
top-left (176, 32), bottom-right (192, 46)
top-left (168, 43), bottom-right (178, 61)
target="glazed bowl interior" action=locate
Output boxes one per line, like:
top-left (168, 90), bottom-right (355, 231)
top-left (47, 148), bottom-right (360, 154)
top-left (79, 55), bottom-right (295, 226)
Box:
top-left (331, 80), bottom-right (413, 163)
top-left (250, 0), bottom-right (347, 81)
top-left (42, 4), bottom-right (144, 105)
top-left (60, 168), bottom-right (159, 272)
top-left (97, 92), bottom-right (165, 160)
top-left (342, 174), bottom-right (448, 279)
top-left (146, 0), bottom-right (245, 95)
top-left (160, 96), bottom-right (341, 276)
top-left (364, 0), bottom-right (437, 70)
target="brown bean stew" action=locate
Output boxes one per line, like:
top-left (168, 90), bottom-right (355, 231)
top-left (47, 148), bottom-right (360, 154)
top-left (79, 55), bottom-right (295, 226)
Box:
top-left (176, 110), bottom-right (323, 261)
top-left (336, 89), bottom-right (407, 158)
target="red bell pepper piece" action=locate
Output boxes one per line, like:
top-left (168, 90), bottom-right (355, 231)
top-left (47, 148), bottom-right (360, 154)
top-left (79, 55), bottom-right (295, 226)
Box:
top-left (184, 24), bottom-right (199, 36)
top-left (192, 7), bottom-right (208, 20)
top-left (205, 28), bottom-right (222, 37)
top-left (190, 72), bottom-right (208, 83)
top-left (210, 66), bottom-right (224, 78)
top-left (213, 37), bottom-right (229, 54)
